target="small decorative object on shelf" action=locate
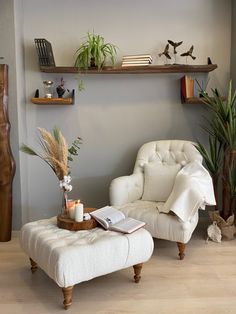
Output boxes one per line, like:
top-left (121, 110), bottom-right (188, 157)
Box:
top-left (56, 77), bottom-right (68, 98)
top-left (20, 127), bottom-right (82, 216)
top-left (34, 38), bottom-right (55, 67)
top-left (180, 45), bottom-right (196, 63)
top-left (158, 44), bottom-right (171, 63)
top-left (168, 40), bottom-right (183, 64)
top-left (43, 80), bottom-right (53, 98)
top-left (168, 40), bottom-right (183, 55)
top-left (207, 57), bottom-right (212, 65)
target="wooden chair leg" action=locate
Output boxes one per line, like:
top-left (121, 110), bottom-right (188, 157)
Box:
top-left (62, 286), bottom-right (74, 310)
top-left (177, 242), bottom-right (186, 260)
top-left (29, 258), bottom-right (38, 273)
top-left (133, 263), bottom-right (143, 283)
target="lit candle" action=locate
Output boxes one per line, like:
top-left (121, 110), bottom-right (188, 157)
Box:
top-left (75, 203), bottom-right (84, 222)
top-left (68, 206), bottom-right (75, 220)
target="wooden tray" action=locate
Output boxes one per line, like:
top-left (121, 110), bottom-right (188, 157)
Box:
top-left (57, 207), bottom-right (98, 231)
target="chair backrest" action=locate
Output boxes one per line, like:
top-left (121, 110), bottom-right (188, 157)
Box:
top-left (133, 140), bottom-right (202, 174)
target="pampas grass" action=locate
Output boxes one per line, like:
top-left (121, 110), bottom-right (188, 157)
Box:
top-left (20, 127), bottom-right (74, 181)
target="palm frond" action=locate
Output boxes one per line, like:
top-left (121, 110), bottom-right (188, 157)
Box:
top-left (195, 135), bottom-right (222, 175)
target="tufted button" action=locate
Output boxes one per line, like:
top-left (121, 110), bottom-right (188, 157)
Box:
top-left (181, 160), bottom-right (187, 166)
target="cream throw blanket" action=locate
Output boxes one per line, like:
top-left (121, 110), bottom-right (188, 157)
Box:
top-left (160, 161), bottom-right (216, 222)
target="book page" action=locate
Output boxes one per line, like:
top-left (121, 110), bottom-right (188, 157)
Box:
top-left (111, 217), bottom-right (146, 234)
top-left (90, 206), bottom-right (125, 229)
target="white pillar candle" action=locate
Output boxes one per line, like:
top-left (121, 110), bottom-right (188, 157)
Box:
top-left (75, 203), bottom-right (84, 222)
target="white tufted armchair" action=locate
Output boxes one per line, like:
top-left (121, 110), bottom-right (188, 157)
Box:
top-left (109, 140), bottom-right (215, 259)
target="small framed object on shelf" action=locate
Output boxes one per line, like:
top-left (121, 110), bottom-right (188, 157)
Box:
top-left (31, 89), bottom-right (75, 105)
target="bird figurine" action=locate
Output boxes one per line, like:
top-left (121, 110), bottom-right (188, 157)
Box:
top-left (167, 40), bottom-right (183, 54)
top-left (180, 45), bottom-right (196, 60)
top-left (158, 44), bottom-right (171, 60)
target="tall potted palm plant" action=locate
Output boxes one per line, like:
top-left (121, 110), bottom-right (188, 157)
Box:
top-left (195, 82), bottom-right (236, 239)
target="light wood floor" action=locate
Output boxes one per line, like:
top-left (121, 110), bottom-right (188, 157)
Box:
top-left (1, 219), bottom-right (236, 314)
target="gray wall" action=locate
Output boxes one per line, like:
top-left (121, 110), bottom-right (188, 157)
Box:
top-left (1, 0), bottom-right (232, 227)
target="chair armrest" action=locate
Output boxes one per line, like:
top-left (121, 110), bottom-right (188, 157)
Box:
top-left (109, 173), bottom-right (143, 206)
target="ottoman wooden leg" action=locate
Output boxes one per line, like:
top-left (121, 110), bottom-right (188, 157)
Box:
top-left (62, 286), bottom-right (73, 310)
top-left (177, 242), bottom-right (186, 260)
top-left (133, 263), bottom-right (143, 283)
top-left (29, 258), bottom-right (38, 273)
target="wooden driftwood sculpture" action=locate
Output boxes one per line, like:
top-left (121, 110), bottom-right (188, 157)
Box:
top-left (0, 64), bottom-right (15, 242)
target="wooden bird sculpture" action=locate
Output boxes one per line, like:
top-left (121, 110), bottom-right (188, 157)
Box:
top-left (158, 44), bottom-right (171, 59)
top-left (168, 40), bottom-right (183, 54)
top-left (180, 45), bottom-right (196, 60)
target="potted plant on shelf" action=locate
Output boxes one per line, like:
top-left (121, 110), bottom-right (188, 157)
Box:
top-left (195, 82), bottom-right (236, 240)
top-left (74, 31), bottom-right (117, 70)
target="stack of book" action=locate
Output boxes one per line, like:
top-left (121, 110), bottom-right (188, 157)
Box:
top-left (122, 54), bottom-right (153, 67)
top-left (34, 38), bottom-right (55, 67)
top-left (181, 75), bottom-right (194, 101)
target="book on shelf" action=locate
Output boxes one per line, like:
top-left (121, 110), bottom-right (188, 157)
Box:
top-left (122, 54), bottom-right (153, 61)
top-left (181, 75), bottom-right (194, 100)
top-left (90, 206), bottom-right (146, 234)
top-left (34, 38), bottom-right (55, 66)
top-left (122, 57), bottom-right (152, 63)
top-left (122, 63), bottom-right (151, 67)
top-left (122, 60), bottom-right (152, 64)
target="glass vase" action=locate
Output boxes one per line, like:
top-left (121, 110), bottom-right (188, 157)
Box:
top-left (61, 189), bottom-right (68, 216)
top-left (43, 80), bottom-right (53, 98)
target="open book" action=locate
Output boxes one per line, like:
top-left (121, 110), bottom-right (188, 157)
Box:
top-left (90, 206), bottom-right (145, 234)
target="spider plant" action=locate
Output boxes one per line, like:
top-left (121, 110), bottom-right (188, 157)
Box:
top-left (74, 32), bottom-right (117, 70)
top-left (195, 81), bottom-right (236, 221)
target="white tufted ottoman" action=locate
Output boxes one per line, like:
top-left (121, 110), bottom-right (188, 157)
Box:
top-left (20, 217), bottom-right (153, 309)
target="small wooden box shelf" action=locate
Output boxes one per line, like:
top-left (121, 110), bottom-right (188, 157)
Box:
top-left (31, 89), bottom-right (75, 105)
top-left (182, 96), bottom-right (225, 105)
top-left (182, 97), bottom-right (206, 104)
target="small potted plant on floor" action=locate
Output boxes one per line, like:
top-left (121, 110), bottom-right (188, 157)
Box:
top-left (195, 82), bottom-right (236, 240)
top-left (74, 31), bottom-right (117, 70)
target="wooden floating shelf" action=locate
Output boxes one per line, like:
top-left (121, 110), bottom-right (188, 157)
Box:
top-left (39, 64), bottom-right (217, 74)
top-left (183, 96), bottom-right (225, 104)
top-left (31, 97), bottom-right (73, 105)
top-left (31, 89), bottom-right (74, 105)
